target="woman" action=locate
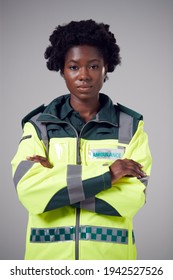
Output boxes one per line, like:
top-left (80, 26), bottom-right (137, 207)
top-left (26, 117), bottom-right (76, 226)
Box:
top-left (11, 19), bottom-right (152, 260)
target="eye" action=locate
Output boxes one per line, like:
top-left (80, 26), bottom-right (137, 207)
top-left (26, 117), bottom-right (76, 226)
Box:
top-left (89, 64), bottom-right (99, 70)
top-left (69, 65), bottom-right (79, 71)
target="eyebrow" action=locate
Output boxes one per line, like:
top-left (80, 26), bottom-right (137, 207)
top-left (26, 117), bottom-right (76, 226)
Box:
top-left (66, 59), bottom-right (101, 64)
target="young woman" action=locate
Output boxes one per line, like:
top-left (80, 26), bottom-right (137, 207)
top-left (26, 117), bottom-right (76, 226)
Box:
top-left (12, 19), bottom-right (152, 260)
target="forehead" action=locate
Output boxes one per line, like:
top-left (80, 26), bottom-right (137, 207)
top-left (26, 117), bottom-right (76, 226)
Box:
top-left (65, 45), bottom-right (104, 62)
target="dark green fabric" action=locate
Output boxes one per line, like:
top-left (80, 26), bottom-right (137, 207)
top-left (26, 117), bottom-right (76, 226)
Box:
top-left (82, 171), bottom-right (111, 199)
top-left (95, 198), bottom-right (121, 216)
top-left (44, 187), bottom-right (70, 212)
top-left (117, 103), bottom-right (143, 120)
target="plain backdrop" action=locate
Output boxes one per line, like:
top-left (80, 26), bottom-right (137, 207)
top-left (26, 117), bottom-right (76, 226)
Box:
top-left (0, 0), bottom-right (172, 260)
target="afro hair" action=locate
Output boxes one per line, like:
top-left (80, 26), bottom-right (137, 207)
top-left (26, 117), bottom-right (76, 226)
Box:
top-left (44, 19), bottom-right (121, 73)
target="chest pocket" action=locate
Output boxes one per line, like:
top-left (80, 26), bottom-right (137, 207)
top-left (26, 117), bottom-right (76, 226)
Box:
top-left (82, 139), bottom-right (127, 166)
top-left (49, 138), bottom-right (77, 165)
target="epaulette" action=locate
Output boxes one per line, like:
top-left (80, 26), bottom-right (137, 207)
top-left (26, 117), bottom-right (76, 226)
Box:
top-left (22, 104), bottom-right (46, 128)
top-left (117, 103), bottom-right (143, 120)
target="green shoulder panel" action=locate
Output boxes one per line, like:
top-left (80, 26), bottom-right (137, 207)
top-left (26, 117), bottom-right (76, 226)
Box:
top-left (21, 104), bottom-right (46, 128)
top-left (117, 103), bottom-right (143, 120)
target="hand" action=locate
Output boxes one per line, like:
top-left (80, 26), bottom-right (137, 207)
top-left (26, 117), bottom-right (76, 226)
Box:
top-left (26, 155), bottom-right (53, 168)
top-left (109, 158), bottom-right (146, 184)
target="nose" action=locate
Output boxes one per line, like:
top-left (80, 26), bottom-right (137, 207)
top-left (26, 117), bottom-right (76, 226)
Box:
top-left (78, 67), bottom-right (91, 81)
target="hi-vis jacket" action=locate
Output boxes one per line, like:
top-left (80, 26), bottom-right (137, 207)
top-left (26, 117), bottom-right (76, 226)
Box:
top-left (11, 93), bottom-right (152, 260)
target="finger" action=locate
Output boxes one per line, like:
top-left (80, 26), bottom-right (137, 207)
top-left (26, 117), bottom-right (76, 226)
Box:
top-left (126, 159), bottom-right (143, 168)
top-left (26, 156), bottom-right (37, 161)
top-left (32, 155), bottom-right (45, 160)
top-left (27, 156), bottom-right (53, 168)
top-left (122, 161), bottom-right (146, 178)
top-left (124, 160), bottom-right (145, 175)
top-left (27, 155), bottom-right (46, 162)
top-left (129, 167), bottom-right (146, 178)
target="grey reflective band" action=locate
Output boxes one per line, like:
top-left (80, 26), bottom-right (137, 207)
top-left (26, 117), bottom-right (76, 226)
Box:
top-left (30, 113), bottom-right (49, 157)
top-left (80, 197), bottom-right (95, 212)
top-left (139, 176), bottom-right (149, 187)
top-left (30, 225), bottom-right (135, 244)
top-left (13, 160), bottom-right (35, 188)
top-left (67, 164), bottom-right (84, 204)
top-left (118, 111), bottom-right (133, 144)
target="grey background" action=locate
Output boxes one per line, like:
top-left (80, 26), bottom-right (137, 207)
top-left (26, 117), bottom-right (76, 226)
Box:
top-left (1, 0), bottom-right (172, 259)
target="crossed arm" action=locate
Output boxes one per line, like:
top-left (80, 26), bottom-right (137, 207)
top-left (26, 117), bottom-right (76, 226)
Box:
top-left (26, 155), bottom-right (146, 183)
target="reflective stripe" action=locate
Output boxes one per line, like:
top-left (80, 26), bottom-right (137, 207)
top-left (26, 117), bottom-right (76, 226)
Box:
top-left (139, 176), bottom-right (149, 187)
top-left (67, 164), bottom-right (84, 204)
top-left (31, 227), bottom-right (75, 242)
top-left (13, 160), bottom-right (35, 188)
top-left (30, 226), bottom-right (134, 244)
top-left (30, 113), bottom-right (49, 157)
top-left (140, 176), bottom-right (150, 200)
top-left (80, 197), bottom-right (95, 212)
top-left (118, 111), bottom-right (133, 144)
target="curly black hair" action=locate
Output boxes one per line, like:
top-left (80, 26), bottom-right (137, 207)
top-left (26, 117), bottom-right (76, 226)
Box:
top-left (44, 19), bottom-right (121, 73)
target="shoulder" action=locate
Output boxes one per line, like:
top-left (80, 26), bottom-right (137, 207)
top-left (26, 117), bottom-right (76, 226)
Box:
top-left (117, 103), bottom-right (143, 120)
top-left (21, 94), bottom-right (69, 127)
top-left (116, 103), bottom-right (143, 136)
top-left (22, 104), bottom-right (46, 127)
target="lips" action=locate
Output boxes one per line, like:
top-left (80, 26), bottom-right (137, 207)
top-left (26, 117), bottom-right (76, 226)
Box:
top-left (77, 84), bottom-right (92, 88)
top-left (77, 84), bottom-right (92, 92)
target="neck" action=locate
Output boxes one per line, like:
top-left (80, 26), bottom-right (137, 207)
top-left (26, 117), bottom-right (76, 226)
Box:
top-left (70, 95), bottom-right (100, 122)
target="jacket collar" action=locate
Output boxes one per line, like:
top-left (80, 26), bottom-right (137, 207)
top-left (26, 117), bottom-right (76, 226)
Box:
top-left (37, 93), bottom-right (118, 126)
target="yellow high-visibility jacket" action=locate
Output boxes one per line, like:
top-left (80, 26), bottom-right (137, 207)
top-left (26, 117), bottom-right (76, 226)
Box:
top-left (11, 93), bottom-right (152, 260)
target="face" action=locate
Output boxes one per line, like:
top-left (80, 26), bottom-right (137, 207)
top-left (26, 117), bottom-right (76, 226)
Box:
top-left (62, 45), bottom-right (107, 103)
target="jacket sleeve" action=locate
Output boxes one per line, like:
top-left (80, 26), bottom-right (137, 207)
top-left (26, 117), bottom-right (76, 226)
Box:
top-left (11, 122), bottom-right (112, 215)
top-left (94, 120), bottom-right (152, 218)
